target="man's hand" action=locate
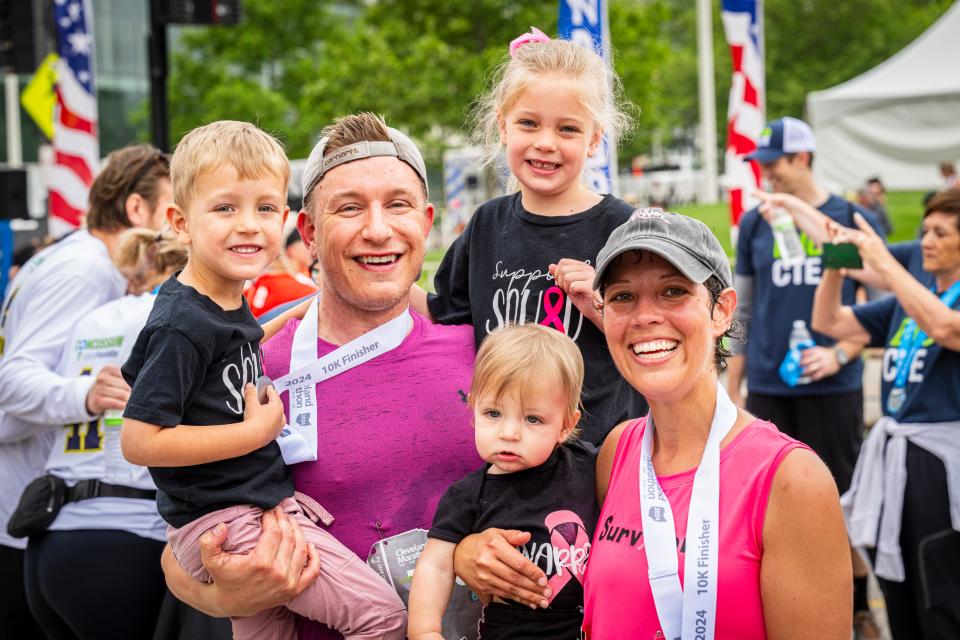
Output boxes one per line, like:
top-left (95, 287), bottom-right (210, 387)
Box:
top-left (243, 383), bottom-right (285, 447)
top-left (799, 346), bottom-right (841, 382)
top-left (197, 507), bottom-right (321, 617)
top-left (85, 365), bottom-right (130, 415)
top-left (453, 528), bottom-right (550, 609)
top-left (549, 259), bottom-right (603, 330)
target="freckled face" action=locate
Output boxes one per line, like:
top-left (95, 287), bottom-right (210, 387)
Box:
top-left (601, 252), bottom-right (733, 404)
top-left (298, 157), bottom-right (434, 315)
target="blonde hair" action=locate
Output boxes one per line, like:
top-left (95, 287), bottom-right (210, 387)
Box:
top-left (473, 37), bottom-right (633, 167)
top-left (470, 324), bottom-right (585, 440)
top-left (114, 228), bottom-right (188, 292)
top-left (170, 120), bottom-right (290, 209)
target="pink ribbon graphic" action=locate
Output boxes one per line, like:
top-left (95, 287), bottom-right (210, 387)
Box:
top-left (544, 510), bottom-right (591, 602)
top-left (540, 286), bottom-right (566, 332)
top-left (509, 26), bottom-right (551, 57)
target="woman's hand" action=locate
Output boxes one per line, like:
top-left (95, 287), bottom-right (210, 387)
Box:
top-left (163, 507), bottom-right (321, 617)
top-left (829, 212), bottom-right (896, 275)
top-left (452, 529), bottom-right (550, 609)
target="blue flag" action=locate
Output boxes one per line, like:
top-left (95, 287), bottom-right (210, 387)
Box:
top-left (558, 0), bottom-right (618, 195)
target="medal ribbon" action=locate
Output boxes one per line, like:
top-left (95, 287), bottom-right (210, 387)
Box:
top-left (273, 295), bottom-right (413, 463)
top-left (638, 384), bottom-right (737, 640)
top-left (887, 280), bottom-right (960, 415)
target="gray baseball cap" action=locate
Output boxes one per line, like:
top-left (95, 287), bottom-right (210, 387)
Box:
top-left (300, 126), bottom-right (429, 207)
top-left (593, 208), bottom-right (732, 291)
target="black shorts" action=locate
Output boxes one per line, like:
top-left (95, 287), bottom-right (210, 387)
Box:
top-left (746, 389), bottom-right (862, 494)
top-left (874, 443), bottom-right (960, 640)
top-left (480, 602), bottom-right (583, 640)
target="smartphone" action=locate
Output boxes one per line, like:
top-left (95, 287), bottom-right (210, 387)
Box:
top-left (822, 242), bottom-right (863, 269)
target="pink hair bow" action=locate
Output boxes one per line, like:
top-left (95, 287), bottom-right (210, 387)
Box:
top-left (509, 26), bottom-right (550, 57)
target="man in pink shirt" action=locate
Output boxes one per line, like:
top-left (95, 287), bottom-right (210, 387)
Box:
top-left (159, 113), bottom-right (479, 639)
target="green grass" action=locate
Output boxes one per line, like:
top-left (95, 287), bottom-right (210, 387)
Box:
top-left (418, 191), bottom-right (928, 290)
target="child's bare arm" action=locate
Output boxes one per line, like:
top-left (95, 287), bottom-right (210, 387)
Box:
top-left (122, 384), bottom-right (285, 467)
top-left (407, 538), bottom-right (457, 640)
top-left (261, 295), bottom-right (315, 342)
top-left (408, 284), bottom-right (436, 322)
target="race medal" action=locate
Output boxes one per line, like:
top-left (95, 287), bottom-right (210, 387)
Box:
top-left (256, 374), bottom-right (274, 404)
top-left (886, 387), bottom-right (905, 414)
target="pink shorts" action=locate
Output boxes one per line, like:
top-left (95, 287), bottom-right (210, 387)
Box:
top-left (168, 493), bottom-right (406, 640)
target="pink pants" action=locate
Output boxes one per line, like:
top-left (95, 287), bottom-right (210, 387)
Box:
top-left (168, 493), bottom-right (406, 640)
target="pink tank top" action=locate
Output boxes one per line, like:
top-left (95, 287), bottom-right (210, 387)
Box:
top-left (582, 418), bottom-right (807, 639)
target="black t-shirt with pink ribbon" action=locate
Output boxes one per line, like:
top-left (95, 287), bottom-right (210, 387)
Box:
top-left (429, 440), bottom-right (599, 615)
top-left (427, 192), bottom-right (647, 445)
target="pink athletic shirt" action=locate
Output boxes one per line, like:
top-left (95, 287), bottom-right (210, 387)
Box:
top-left (262, 311), bottom-right (481, 640)
top-left (582, 417), bottom-right (808, 639)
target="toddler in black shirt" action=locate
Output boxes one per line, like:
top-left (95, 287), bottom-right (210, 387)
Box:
top-left (120, 120), bottom-right (405, 639)
top-left (408, 324), bottom-right (599, 640)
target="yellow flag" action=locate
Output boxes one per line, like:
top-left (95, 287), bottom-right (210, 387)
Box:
top-left (20, 53), bottom-right (59, 141)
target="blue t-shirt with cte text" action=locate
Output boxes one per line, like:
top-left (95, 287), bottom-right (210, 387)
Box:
top-left (851, 242), bottom-right (960, 423)
top-left (736, 194), bottom-right (882, 396)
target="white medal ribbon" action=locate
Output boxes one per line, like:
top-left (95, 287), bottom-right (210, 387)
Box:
top-left (272, 295), bottom-right (413, 464)
top-left (638, 384), bottom-right (737, 640)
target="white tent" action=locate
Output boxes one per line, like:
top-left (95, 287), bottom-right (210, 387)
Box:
top-left (807, 2), bottom-right (960, 191)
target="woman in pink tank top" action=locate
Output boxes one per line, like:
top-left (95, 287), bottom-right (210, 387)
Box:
top-left (580, 210), bottom-right (852, 639)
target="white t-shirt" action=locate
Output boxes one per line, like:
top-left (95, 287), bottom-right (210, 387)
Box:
top-left (45, 292), bottom-right (164, 541)
top-left (0, 231), bottom-right (126, 549)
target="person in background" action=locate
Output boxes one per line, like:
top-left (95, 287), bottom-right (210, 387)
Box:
top-left (244, 229), bottom-right (318, 318)
top-left (7, 243), bottom-right (40, 284)
top-left (809, 188), bottom-right (960, 640)
top-left (726, 116), bottom-right (883, 638)
top-left (0, 144), bottom-right (171, 637)
top-left (940, 161), bottom-right (958, 189)
top-left (23, 229), bottom-right (186, 640)
top-left (284, 228), bottom-right (314, 276)
top-left (857, 177), bottom-right (892, 238)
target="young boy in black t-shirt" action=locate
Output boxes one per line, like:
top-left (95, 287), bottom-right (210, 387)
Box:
top-left (120, 120), bottom-right (405, 639)
top-left (408, 324), bottom-right (599, 640)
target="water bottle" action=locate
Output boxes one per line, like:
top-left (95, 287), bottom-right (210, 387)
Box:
top-left (779, 320), bottom-right (816, 387)
top-left (770, 207), bottom-right (806, 266)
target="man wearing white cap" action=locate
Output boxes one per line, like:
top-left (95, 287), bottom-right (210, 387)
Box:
top-left (726, 116), bottom-right (883, 637)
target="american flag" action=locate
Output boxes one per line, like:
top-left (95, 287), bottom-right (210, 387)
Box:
top-left (50, 0), bottom-right (99, 233)
top-left (721, 0), bottom-right (764, 228)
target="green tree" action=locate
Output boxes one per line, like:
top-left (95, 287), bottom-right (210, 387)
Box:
top-left (167, 0), bottom-right (676, 163)
top-left (167, 0), bottom-right (955, 170)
